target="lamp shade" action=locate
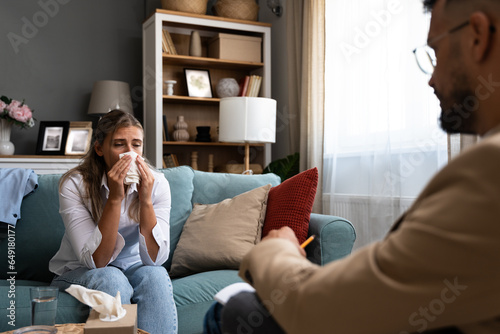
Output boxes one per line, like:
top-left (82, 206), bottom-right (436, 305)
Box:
top-left (219, 97), bottom-right (277, 143)
top-left (88, 80), bottom-right (133, 115)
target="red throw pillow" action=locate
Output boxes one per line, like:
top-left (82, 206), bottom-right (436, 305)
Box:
top-left (262, 167), bottom-right (318, 243)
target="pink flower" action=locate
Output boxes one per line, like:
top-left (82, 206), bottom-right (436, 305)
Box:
top-left (8, 100), bottom-right (32, 123)
top-left (6, 100), bottom-right (21, 111)
top-left (0, 101), bottom-right (6, 111)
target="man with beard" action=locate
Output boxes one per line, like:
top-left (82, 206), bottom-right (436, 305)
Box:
top-left (204, 0), bottom-right (500, 333)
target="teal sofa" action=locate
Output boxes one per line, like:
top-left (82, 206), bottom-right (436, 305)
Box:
top-left (0, 166), bottom-right (356, 333)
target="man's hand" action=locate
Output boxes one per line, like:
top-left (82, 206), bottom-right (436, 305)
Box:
top-left (262, 226), bottom-right (307, 257)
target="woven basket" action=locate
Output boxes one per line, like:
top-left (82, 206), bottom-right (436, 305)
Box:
top-left (161, 0), bottom-right (208, 15)
top-left (214, 0), bottom-right (259, 21)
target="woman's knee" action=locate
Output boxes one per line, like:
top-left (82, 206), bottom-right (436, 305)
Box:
top-left (85, 267), bottom-right (133, 302)
top-left (128, 265), bottom-right (171, 286)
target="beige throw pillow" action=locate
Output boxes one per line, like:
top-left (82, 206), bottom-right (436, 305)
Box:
top-left (169, 184), bottom-right (271, 277)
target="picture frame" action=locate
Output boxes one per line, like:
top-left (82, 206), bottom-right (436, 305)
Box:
top-left (65, 127), bottom-right (93, 155)
top-left (36, 121), bottom-right (70, 155)
top-left (184, 68), bottom-right (213, 98)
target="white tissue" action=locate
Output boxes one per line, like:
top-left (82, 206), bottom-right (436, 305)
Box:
top-left (66, 284), bottom-right (127, 322)
top-left (119, 151), bottom-right (140, 185)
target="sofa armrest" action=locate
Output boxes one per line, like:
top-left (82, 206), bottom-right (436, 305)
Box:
top-left (306, 213), bottom-right (356, 265)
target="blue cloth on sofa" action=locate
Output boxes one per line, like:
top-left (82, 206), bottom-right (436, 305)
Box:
top-left (0, 168), bottom-right (38, 226)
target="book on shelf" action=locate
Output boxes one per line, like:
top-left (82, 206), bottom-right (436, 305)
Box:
top-left (162, 29), bottom-right (177, 55)
top-left (239, 76), bottom-right (250, 96)
top-left (161, 31), bottom-right (169, 54)
top-left (246, 75), bottom-right (255, 96)
top-left (163, 154), bottom-right (179, 168)
top-left (162, 115), bottom-right (170, 141)
top-left (243, 75), bottom-right (262, 97)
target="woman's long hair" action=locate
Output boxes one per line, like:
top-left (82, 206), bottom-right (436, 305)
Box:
top-left (60, 110), bottom-right (143, 222)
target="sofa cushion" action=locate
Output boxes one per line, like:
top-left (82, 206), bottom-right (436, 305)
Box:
top-left (0, 174), bottom-right (65, 283)
top-left (192, 170), bottom-right (281, 204)
top-left (262, 167), bottom-right (319, 244)
top-left (159, 166), bottom-right (195, 271)
top-left (172, 270), bottom-right (242, 334)
top-left (170, 184), bottom-right (271, 278)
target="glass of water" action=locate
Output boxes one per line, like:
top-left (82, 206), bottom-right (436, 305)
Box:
top-left (30, 287), bottom-right (59, 326)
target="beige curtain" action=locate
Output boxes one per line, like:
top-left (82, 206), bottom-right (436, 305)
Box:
top-left (286, 0), bottom-right (325, 213)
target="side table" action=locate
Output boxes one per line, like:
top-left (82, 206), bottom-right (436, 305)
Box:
top-left (0, 323), bottom-right (149, 334)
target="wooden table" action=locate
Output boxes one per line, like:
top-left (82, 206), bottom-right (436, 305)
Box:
top-left (1, 323), bottom-right (149, 334)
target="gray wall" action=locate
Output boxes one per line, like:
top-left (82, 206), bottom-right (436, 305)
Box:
top-left (258, 0), bottom-right (291, 161)
top-left (0, 0), bottom-right (149, 154)
top-left (0, 0), bottom-right (292, 160)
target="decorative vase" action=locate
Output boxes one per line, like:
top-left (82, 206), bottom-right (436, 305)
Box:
top-left (173, 116), bottom-right (190, 141)
top-left (0, 119), bottom-right (15, 155)
top-left (216, 78), bottom-right (240, 98)
top-left (164, 80), bottom-right (177, 96)
top-left (195, 126), bottom-right (211, 142)
top-left (189, 31), bottom-right (202, 57)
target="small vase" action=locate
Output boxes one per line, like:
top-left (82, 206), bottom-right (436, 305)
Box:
top-left (0, 119), bottom-right (15, 155)
top-left (164, 80), bottom-right (177, 96)
top-left (173, 116), bottom-right (190, 141)
top-left (189, 31), bottom-right (202, 57)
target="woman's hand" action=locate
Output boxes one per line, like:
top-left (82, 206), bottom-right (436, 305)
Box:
top-left (136, 156), bottom-right (154, 204)
top-left (136, 156), bottom-right (159, 260)
top-left (262, 226), bottom-right (307, 257)
top-left (106, 154), bottom-right (131, 202)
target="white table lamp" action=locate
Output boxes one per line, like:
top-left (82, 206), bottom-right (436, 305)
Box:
top-left (219, 97), bottom-right (277, 174)
top-left (88, 80), bottom-right (133, 115)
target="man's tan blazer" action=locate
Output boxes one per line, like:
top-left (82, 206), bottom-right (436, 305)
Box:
top-left (240, 130), bottom-right (500, 334)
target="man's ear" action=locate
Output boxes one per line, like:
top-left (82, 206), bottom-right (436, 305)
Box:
top-left (469, 11), bottom-right (494, 62)
top-left (94, 142), bottom-right (104, 157)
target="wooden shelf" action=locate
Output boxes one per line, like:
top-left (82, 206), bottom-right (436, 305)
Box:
top-left (162, 95), bottom-right (220, 104)
top-left (0, 155), bottom-right (84, 159)
top-left (0, 155), bottom-right (83, 174)
top-left (152, 9), bottom-right (272, 28)
top-left (143, 10), bottom-right (271, 170)
top-left (163, 141), bottom-right (264, 147)
top-left (163, 54), bottom-right (264, 70)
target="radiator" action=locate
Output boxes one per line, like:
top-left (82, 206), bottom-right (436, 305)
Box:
top-left (324, 194), bottom-right (414, 250)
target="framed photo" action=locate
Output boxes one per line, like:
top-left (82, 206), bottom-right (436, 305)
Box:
top-left (184, 68), bottom-right (213, 98)
top-left (36, 121), bottom-right (70, 155)
top-left (65, 127), bottom-right (93, 155)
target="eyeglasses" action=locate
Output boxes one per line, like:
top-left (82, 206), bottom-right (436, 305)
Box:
top-left (414, 21), bottom-right (496, 75)
top-left (413, 20), bottom-right (470, 75)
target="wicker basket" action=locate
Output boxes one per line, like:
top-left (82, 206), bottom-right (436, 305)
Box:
top-left (161, 0), bottom-right (208, 15)
top-left (214, 0), bottom-right (259, 21)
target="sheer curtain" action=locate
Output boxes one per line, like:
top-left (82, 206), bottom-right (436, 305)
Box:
top-left (287, 0), bottom-right (326, 212)
top-left (323, 0), bottom-right (448, 250)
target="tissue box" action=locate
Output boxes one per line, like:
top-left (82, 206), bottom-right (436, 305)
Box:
top-left (208, 33), bottom-right (262, 63)
top-left (84, 304), bottom-right (137, 334)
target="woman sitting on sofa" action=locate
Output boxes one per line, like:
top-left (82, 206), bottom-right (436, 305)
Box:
top-left (49, 110), bottom-right (177, 334)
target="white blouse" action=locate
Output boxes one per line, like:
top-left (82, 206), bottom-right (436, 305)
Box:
top-left (49, 169), bottom-right (171, 275)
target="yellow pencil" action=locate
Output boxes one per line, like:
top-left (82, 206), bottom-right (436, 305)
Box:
top-left (300, 235), bottom-right (315, 249)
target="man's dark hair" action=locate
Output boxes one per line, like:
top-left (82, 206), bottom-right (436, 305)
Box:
top-left (423, 0), bottom-right (438, 11)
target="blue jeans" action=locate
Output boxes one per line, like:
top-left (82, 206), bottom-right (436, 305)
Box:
top-left (51, 263), bottom-right (178, 334)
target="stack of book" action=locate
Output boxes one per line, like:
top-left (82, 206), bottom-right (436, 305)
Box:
top-left (239, 75), bottom-right (262, 97)
top-left (162, 29), bottom-right (177, 55)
